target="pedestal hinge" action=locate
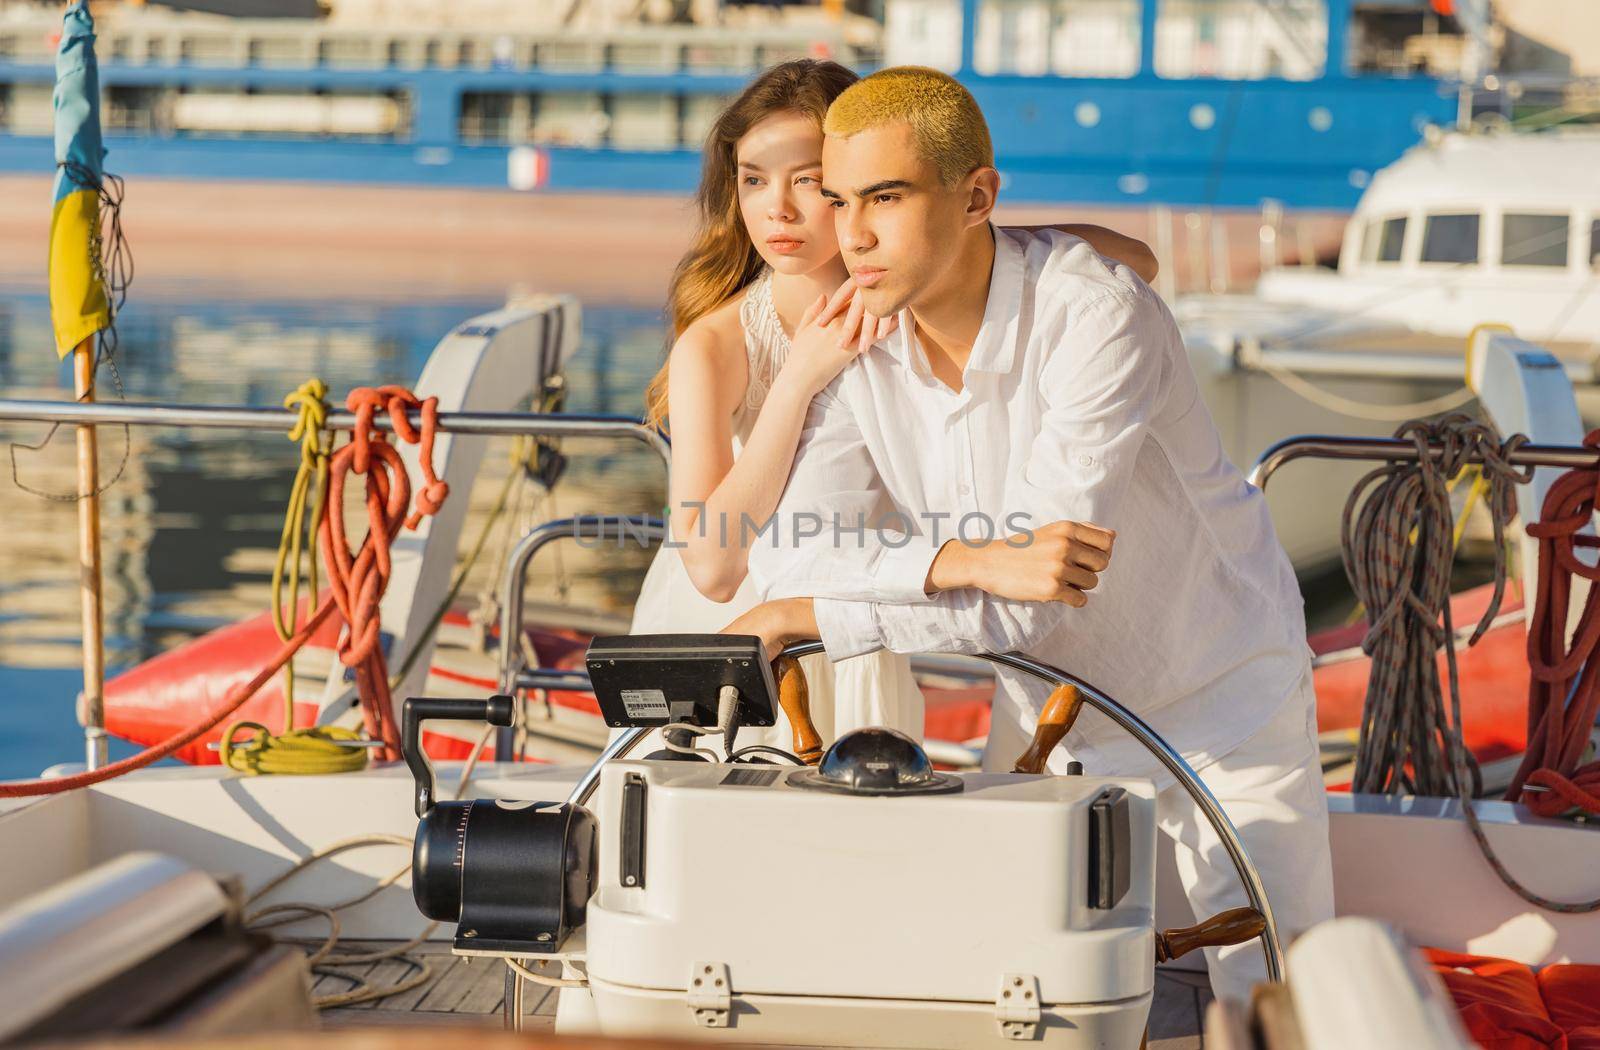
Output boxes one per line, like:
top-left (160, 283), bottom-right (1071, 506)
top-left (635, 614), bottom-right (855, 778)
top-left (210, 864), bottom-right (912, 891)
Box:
top-left (996, 972), bottom-right (1041, 1040)
top-left (687, 960), bottom-right (732, 1028)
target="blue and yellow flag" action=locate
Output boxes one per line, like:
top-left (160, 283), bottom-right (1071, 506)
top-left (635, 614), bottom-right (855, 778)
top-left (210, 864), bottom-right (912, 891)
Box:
top-left (48, 1), bottom-right (111, 360)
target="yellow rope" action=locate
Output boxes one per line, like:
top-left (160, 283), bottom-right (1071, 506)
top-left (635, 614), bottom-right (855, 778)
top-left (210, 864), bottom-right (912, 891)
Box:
top-left (271, 379), bottom-right (332, 711)
top-left (223, 379), bottom-right (367, 776)
top-left (219, 719), bottom-right (370, 775)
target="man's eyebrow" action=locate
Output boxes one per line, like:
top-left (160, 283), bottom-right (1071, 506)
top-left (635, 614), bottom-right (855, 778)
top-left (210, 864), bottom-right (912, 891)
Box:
top-left (819, 185), bottom-right (842, 200)
top-left (855, 179), bottom-right (912, 198)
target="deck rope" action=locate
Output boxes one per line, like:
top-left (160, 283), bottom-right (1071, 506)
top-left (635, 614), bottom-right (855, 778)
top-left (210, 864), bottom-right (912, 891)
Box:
top-left (0, 385), bottom-right (447, 794)
top-left (1343, 413), bottom-right (1600, 912)
top-left (1513, 431), bottom-right (1600, 830)
top-left (271, 379), bottom-right (333, 709)
top-left (1342, 414), bottom-right (1528, 796)
top-left (242, 724), bottom-right (496, 1009)
top-left (320, 387), bottom-right (449, 763)
top-left (220, 379), bottom-right (369, 777)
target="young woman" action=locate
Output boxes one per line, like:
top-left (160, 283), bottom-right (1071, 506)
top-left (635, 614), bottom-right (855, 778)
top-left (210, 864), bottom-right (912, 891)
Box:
top-left (630, 59), bottom-right (1159, 756)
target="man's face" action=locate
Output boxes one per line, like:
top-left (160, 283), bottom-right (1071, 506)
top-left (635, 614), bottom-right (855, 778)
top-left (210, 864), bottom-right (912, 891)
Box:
top-left (821, 122), bottom-right (975, 317)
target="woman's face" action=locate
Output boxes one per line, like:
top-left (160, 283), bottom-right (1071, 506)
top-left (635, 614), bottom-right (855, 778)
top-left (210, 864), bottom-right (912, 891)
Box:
top-left (735, 109), bottom-right (840, 276)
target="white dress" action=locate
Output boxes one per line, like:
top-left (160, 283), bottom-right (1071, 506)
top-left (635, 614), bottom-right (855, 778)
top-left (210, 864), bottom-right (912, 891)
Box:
top-left (625, 269), bottom-right (925, 754)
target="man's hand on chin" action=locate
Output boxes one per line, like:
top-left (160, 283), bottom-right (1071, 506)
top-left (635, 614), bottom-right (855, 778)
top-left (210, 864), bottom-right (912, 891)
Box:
top-left (721, 597), bottom-right (819, 663)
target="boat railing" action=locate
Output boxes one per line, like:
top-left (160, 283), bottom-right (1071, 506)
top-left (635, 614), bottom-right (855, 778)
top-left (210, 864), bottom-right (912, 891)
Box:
top-left (1249, 434), bottom-right (1598, 491)
top-left (0, 11), bottom-right (863, 75)
top-left (0, 396), bottom-right (669, 763)
top-left (496, 514), bottom-right (664, 760)
top-left (0, 399), bottom-right (670, 462)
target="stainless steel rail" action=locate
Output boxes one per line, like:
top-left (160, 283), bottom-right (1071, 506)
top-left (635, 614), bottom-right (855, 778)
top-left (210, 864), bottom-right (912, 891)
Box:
top-left (514, 669), bottom-right (595, 692)
top-left (980, 648), bottom-right (1285, 983)
top-left (0, 399), bottom-right (671, 466)
top-left (1248, 434), bottom-right (1598, 490)
top-left (497, 515), bottom-right (666, 758)
top-left (2, 398), bottom-right (668, 769)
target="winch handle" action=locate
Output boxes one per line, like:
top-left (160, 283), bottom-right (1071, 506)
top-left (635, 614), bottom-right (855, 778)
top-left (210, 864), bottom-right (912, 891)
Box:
top-left (1155, 907), bottom-right (1268, 964)
top-left (1011, 684), bottom-right (1085, 774)
top-left (773, 656), bottom-right (824, 766)
top-left (403, 695), bottom-right (515, 818)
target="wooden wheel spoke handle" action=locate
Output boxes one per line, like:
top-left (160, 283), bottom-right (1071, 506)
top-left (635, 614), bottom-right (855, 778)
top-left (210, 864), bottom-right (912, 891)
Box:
top-left (774, 656), bottom-right (824, 766)
top-left (1154, 907), bottom-right (1267, 964)
top-left (1012, 684), bottom-right (1084, 774)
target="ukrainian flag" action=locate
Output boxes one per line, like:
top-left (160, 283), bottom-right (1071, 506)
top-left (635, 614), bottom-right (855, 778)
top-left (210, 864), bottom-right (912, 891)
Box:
top-left (48, 1), bottom-right (111, 360)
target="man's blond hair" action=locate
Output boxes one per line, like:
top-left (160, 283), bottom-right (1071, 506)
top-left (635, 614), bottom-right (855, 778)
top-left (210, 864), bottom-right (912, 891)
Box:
top-left (823, 66), bottom-right (994, 187)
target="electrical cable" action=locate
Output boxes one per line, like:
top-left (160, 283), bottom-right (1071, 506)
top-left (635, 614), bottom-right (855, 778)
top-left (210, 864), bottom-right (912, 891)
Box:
top-left (505, 956), bottom-right (586, 989)
top-left (728, 744), bottom-right (804, 766)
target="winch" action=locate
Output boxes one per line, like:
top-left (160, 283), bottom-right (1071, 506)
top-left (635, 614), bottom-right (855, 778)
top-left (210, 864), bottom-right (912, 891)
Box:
top-left (404, 694), bottom-right (597, 954)
top-left (403, 636), bottom-right (1273, 1048)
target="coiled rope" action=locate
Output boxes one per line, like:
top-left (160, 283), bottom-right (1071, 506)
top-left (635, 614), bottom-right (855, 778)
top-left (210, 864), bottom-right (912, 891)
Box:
top-left (220, 380), bottom-right (368, 776)
top-left (1512, 432), bottom-right (1600, 830)
top-left (1343, 414), bottom-right (1600, 913)
top-left (272, 379), bottom-right (334, 706)
top-left (242, 724), bottom-right (496, 1008)
top-left (1343, 415), bottom-right (1529, 796)
top-left (321, 387), bottom-right (448, 763)
top-left (0, 385), bottom-right (447, 795)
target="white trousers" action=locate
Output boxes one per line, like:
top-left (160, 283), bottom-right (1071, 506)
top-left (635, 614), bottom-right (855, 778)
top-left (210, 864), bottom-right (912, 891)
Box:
top-left (982, 671), bottom-right (1334, 1003)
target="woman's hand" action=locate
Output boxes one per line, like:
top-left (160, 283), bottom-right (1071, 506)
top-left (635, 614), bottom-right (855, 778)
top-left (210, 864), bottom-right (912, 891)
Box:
top-left (778, 280), bottom-right (899, 398)
top-left (722, 597), bottom-right (818, 662)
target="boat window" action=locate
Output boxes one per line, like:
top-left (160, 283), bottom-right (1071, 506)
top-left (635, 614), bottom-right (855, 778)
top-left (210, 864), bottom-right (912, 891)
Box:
top-left (1049, 0), bottom-right (1142, 78)
top-left (1361, 216), bottom-right (1406, 264)
top-left (1501, 213), bottom-right (1570, 268)
top-left (459, 92), bottom-right (514, 145)
top-left (1154, 0), bottom-right (1327, 80)
top-left (974, 0), bottom-right (1051, 75)
top-left (1590, 218), bottom-right (1600, 270)
top-left (884, 0), bottom-right (965, 72)
top-left (1420, 213), bottom-right (1480, 265)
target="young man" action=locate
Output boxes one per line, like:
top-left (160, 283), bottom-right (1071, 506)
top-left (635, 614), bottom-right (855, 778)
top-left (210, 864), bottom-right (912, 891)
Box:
top-left (722, 66), bottom-right (1331, 1001)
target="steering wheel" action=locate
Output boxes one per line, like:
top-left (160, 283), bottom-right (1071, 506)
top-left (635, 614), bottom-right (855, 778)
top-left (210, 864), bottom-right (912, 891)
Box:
top-left (567, 641), bottom-right (1285, 983)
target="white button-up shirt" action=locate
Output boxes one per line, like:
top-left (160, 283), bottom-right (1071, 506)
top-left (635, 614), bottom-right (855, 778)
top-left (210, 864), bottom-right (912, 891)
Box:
top-left (746, 225), bottom-right (1311, 783)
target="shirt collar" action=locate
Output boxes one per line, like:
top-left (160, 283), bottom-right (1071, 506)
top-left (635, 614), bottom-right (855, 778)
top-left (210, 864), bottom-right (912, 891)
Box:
top-left (884, 223), bottom-right (1024, 378)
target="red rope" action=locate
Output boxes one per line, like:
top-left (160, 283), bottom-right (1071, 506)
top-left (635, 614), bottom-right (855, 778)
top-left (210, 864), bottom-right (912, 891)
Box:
top-left (1515, 430), bottom-right (1600, 819)
top-left (0, 385), bottom-right (448, 794)
top-left (0, 600), bottom-right (338, 797)
top-left (322, 387), bottom-right (448, 762)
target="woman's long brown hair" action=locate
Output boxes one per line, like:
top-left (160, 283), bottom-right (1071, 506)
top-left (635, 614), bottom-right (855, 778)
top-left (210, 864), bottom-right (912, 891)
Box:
top-left (644, 59), bottom-right (858, 432)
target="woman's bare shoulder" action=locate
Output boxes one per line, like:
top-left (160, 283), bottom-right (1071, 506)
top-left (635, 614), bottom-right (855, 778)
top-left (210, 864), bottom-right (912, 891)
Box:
top-left (674, 293), bottom-right (750, 370)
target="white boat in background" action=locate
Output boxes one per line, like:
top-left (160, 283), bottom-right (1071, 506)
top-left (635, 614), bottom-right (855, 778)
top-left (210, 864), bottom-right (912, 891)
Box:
top-left (1180, 125), bottom-right (1600, 357)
